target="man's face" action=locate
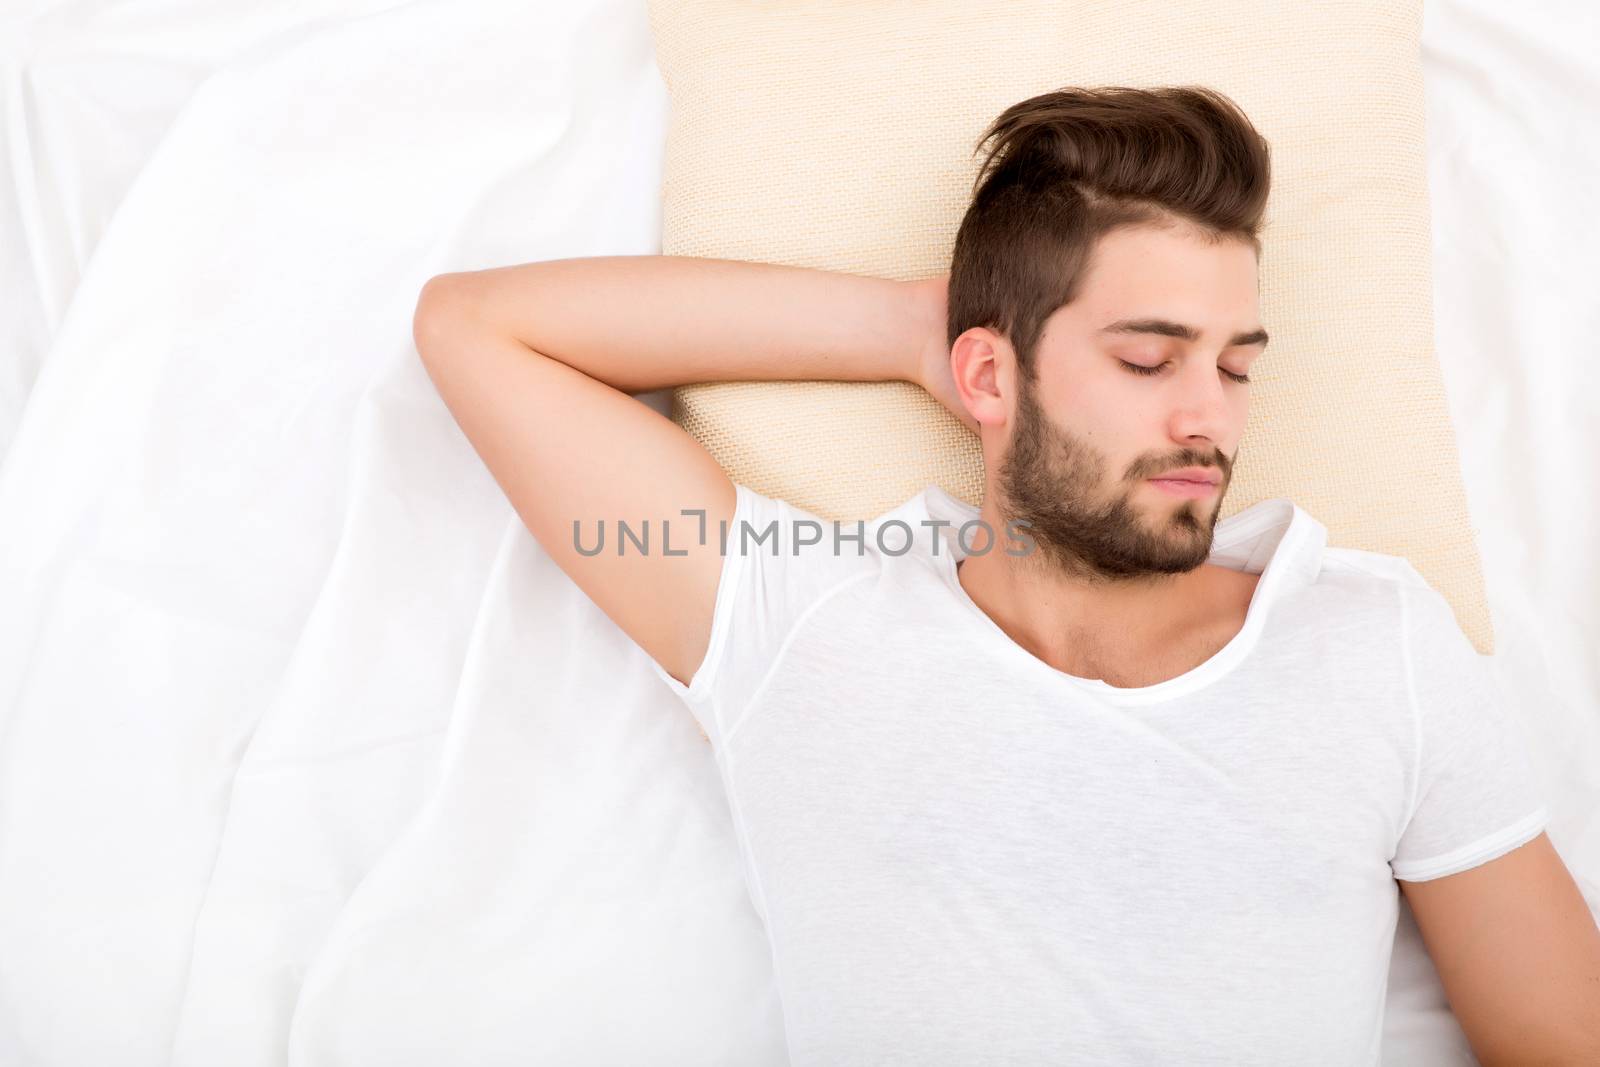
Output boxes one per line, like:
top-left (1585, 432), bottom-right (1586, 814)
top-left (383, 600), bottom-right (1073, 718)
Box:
top-left (995, 222), bottom-right (1266, 581)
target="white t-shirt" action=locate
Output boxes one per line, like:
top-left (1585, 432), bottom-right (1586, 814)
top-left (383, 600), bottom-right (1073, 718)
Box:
top-left (649, 482), bottom-right (1548, 1066)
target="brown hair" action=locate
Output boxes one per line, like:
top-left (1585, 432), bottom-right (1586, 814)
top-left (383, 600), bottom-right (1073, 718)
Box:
top-left (947, 86), bottom-right (1272, 383)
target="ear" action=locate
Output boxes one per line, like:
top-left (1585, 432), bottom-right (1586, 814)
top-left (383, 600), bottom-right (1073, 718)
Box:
top-left (950, 326), bottom-right (1012, 431)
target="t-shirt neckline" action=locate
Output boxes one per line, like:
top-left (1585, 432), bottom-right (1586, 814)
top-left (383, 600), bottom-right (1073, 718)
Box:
top-left (916, 485), bottom-right (1315, 706)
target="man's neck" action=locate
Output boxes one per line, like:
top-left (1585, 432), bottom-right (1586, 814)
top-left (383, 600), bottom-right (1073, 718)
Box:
top-left (954, 502), bottom-right (1226, 675)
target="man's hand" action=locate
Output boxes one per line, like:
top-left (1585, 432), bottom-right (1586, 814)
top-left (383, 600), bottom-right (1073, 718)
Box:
top-left (908, 273), bottom-right (979, 436)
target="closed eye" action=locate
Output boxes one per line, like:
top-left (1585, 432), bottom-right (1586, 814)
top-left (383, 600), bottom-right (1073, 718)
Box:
top-left (1118, 360), bottom-right (1250, 385)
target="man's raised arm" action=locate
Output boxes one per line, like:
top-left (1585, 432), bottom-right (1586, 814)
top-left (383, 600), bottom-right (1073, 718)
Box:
top-left (410, 255), bottom-right (940, 688)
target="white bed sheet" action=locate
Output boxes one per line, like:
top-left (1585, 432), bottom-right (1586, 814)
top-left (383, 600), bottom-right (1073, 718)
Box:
top-left (0, 0), bottom-right (1593, 1063)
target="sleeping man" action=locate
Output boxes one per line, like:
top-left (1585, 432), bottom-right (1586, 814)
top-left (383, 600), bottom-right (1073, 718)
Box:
top-left (412, 85), bottom-right (1600, 1065)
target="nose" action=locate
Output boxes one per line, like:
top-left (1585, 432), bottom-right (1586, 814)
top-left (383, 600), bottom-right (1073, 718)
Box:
top-left (1169, 361), bottom-right (1237, 450)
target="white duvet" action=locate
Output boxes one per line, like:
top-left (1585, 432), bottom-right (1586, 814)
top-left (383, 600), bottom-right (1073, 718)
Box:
top-left (0, 0), bottom-right (1594, 1063)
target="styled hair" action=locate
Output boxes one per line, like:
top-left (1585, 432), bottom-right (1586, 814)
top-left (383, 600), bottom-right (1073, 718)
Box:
top-left (947, 86), bottom-right (1272, 383)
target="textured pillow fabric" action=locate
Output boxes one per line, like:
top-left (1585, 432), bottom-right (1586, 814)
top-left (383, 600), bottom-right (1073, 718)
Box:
top-left (647, 0), bottom-right (1494, 654)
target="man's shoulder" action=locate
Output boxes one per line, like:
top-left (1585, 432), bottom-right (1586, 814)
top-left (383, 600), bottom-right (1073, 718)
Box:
top-left (1318, 543), bottom-right (1430, 589)
top-left (1284, 543), bottom-right (1469, 656)
top-left (724, 483), bottom-right (891, 602)
top-left (730, 482), bottom-right (962, 564)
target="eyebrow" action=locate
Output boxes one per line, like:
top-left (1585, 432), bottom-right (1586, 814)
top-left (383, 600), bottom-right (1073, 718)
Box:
top-left (1099, 317), bottom-right (1270, 349)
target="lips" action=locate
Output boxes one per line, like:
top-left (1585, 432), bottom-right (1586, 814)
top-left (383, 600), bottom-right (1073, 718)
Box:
top-left (1152, 468), bottom-right (1221, 485)
top-left (1149, 477), bottom-right (1219, 498)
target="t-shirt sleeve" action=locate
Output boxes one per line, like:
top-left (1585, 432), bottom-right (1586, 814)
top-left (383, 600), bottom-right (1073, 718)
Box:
top-left (647, 482), bottom-right (876, 749)
top-left (1389, 580), bottom-right (1549, 882)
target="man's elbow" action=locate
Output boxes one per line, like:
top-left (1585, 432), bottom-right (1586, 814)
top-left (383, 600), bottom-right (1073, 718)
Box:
top-left (412, 273), bottom-right (478, 360)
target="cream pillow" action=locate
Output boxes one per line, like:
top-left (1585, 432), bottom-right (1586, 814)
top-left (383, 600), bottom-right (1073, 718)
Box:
top-left (647, 0), bottom-right (1494, 653)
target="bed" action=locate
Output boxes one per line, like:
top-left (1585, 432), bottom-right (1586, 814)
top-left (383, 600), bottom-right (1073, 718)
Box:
top-left (0, 0), bottom-right (1595, 1063)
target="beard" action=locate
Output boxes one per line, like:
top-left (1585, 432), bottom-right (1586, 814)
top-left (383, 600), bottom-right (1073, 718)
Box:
top-left (993, 369), bottom-right (1231, 582)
